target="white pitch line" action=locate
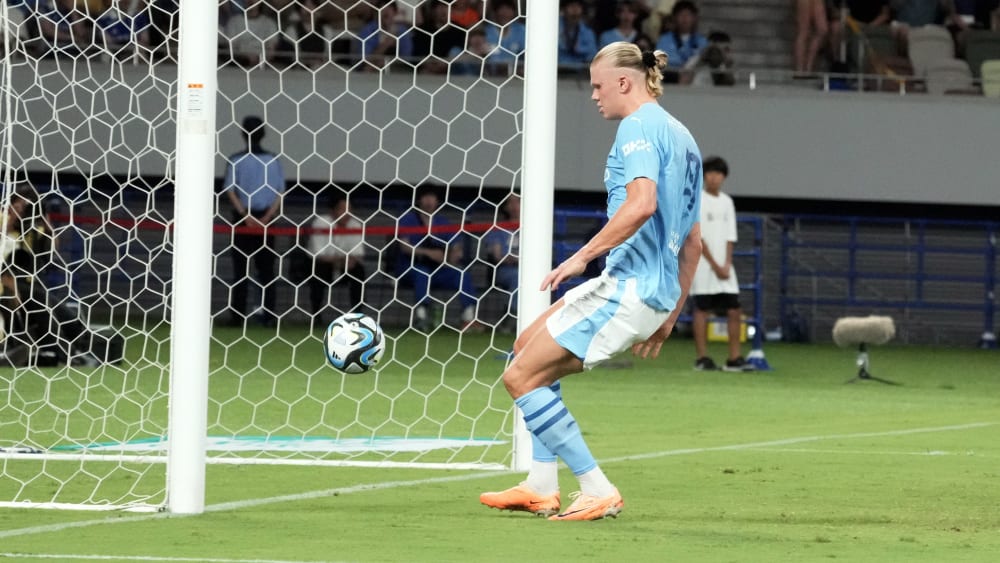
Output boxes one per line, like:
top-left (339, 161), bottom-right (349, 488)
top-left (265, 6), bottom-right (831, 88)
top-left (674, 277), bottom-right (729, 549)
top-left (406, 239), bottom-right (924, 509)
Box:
top-left (0, 554), bottom-right (349, 563)
top-left (605, 421), bottom-right (998, 463)
top-left (743, 447), bottom-right (997, 458)
top-left (0, 420), bottom-right (994, 543)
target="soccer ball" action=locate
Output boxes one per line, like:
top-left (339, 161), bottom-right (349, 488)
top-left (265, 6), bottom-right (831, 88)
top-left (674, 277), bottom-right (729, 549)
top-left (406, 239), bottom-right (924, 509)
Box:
top-left (323, 313), bottom-right (385, 374)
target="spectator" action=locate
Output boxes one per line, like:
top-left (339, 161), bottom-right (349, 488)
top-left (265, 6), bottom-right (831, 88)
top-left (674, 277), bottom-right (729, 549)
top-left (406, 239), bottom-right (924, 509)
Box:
top-left (222, 115), bottom-right (285, 328)
top-left (945, 0), bottom-right (1000, 55)
top-left (224, 0), bottom-right (280, 68)
top-left (0, 184), bottom-right (100, 366)
top-left (412, 0), bottom-right (464, 73)
top-left (95, 0), bottom-right (152, 59)
top-left (395, 184), bottom-right (482, 333)
top-left (690, 156), bottom-right (754, 372)
top-left (655, 1), bottom-right (707, 81)
top-left (449, 0), bottom-right (481, 28)
top-left (358, 0), bottom-right (413, 69)
top-left (598, 1), bottom-right (640, 48)
top-left (830, 0), bottom-right (891, 64)
top-left (35, 0), bottom-right (93, 58)
top-left (890, 0), bottom-right (948, 55)
top-left (308, 193), bottom-right (366, 324)
top-left (893, 0), bottom-right (948, 27)
top-left (485, 193), bottom-right (519, 326)
top-left (147, 0), bottom-right (178, 60)
top-left (448, 23), bottom-right (492, 75)
top-left (634, 32), bottom-right (656, 52)
top-left (642, 0), bottom-right (678, 40)
top-left (690, 30), bottom-right (735, 86)
top-left (484, 0), bottom-right (524, 70)
top-left (558, 0), bottom-right (597, 69)
top-left (794, 0), bottom-right (829, 75)
top-left (276, 0), bottom-right (330, 69)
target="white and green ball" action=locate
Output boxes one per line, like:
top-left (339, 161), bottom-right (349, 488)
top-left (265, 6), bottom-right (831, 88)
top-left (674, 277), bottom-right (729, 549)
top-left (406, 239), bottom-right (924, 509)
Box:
top-left (323, 313), bottom-right (385, 374)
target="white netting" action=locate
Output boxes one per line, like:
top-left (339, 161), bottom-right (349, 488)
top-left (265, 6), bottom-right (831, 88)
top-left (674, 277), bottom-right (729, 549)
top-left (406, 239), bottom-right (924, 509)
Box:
top-left (0, 0), bottom-right (528, 510)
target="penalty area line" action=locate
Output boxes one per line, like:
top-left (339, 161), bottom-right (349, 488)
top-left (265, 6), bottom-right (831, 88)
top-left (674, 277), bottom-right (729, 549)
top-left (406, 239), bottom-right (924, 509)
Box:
top-left (0, 420), bottom-right (994, 543)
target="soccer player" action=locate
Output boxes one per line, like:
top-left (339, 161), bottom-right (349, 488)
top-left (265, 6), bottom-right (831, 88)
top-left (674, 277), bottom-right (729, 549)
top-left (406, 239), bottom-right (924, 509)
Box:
top-left (480, 41), bottom-right (704, 521)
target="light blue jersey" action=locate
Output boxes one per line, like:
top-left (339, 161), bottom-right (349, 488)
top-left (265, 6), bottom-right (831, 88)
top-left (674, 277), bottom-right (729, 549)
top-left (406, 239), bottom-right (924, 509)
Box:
top-left (603, 102), bottom-right (702, 312)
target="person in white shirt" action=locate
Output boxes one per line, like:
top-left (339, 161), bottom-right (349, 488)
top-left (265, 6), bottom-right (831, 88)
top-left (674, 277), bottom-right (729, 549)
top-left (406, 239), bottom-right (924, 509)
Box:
top-left (308, 193), bottom-right (366, 322)
top-left (690, 156), bottom-right (754, 372)
top-left (225, 0), bottom-right (279, 68)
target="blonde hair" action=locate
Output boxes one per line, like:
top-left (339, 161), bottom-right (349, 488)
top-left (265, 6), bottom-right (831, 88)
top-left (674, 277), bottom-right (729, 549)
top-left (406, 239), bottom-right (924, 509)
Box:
top-left (592, 42), bottom-right (669, 97)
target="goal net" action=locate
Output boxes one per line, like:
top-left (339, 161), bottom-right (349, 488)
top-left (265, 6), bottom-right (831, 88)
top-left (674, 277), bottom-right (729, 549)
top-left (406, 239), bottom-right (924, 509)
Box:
top-left (0, 0), bottom-right (539, 511)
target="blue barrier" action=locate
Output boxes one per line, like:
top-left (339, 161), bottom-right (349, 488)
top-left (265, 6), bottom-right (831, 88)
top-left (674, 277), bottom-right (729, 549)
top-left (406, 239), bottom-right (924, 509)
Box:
top-left (780, 215), bottom-right (998, 349)
top-left (553, 209), bottom-right (770, 369)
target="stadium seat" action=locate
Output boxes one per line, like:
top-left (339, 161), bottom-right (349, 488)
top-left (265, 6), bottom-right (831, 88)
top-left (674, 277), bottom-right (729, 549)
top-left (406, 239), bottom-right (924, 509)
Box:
top-left (964, 30), bottom-right (1000, 78)
top-left (925, 58), bottom-right (975, 95)
top-left (981, 60), bottom-right (1000, 98)
top-left (907, 25), bottom-right (954, 76)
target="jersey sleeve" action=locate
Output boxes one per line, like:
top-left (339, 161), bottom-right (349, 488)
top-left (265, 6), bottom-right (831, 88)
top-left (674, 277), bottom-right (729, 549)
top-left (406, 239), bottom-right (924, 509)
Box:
top-left (617, 116), bottom-right (663, 186)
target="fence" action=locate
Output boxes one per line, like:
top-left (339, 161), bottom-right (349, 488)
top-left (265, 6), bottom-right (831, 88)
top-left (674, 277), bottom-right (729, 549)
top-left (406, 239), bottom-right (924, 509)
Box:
top-left (780, 215), bottom-right (998, 348)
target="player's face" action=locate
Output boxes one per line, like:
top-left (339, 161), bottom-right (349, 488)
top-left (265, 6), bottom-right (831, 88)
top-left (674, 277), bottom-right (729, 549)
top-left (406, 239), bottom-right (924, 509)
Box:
top-left (589, 62), bottom-right (625, 120)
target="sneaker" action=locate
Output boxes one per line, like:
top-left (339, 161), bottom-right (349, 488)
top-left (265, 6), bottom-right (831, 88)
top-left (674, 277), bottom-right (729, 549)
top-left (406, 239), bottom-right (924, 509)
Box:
top-left (548, 488), bottom-right (624, 521)
top-left (723, 356), bottom-right (756, 372)
top-left (480, 483), bottom-right (560, 517)
top-left (694, 356), bottom-right (718, 371)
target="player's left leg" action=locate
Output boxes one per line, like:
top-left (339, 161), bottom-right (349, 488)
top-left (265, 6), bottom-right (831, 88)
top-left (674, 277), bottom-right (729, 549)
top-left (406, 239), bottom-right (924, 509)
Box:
top-left (481, 300), bottom-right (568, 516)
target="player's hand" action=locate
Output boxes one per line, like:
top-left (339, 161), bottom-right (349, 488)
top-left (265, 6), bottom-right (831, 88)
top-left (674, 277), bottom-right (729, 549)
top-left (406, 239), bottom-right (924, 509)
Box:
top-left (714, 264), bottom-right (730, 280)
top-left (631, 321), bottom-right (675, 359)
top-left (540, 255), bottom-right (587, 291)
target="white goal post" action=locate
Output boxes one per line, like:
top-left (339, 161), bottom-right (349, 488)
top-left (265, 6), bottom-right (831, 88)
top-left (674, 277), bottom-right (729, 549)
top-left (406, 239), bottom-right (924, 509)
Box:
top-left (0, 0), bottom-right (556, 513)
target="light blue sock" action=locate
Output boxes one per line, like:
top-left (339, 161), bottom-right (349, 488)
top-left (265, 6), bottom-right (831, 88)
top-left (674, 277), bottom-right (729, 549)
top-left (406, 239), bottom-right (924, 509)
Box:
top-left (529, 382), bottom-right (561, 463)
top-left (515, 384), bottom-right (597, 476)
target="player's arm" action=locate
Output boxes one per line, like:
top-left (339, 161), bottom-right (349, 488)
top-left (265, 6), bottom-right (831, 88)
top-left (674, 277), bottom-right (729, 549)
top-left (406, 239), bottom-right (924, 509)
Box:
top-left (223, 162), bottom-right (248, 217)
top-left (261, 194), bottom-right (281, 225)
top-left (632, 222), bottom-right (702, 359)
top-left (541, 177), bottom-right (656, 290)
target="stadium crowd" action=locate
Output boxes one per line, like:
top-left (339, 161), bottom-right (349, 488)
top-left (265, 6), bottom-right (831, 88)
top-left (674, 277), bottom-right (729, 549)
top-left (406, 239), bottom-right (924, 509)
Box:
top-left (4, 0), bottom-right (998, 87)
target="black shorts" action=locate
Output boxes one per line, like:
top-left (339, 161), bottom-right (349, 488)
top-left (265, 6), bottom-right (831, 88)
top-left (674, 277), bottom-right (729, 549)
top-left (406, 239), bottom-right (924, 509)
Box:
top-left (692, 293), bottom-right (741, 315)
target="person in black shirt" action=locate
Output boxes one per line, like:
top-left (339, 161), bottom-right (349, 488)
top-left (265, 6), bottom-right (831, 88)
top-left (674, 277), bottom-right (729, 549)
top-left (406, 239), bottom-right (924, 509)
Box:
top-left (412, 0), bottom-right (465, 73)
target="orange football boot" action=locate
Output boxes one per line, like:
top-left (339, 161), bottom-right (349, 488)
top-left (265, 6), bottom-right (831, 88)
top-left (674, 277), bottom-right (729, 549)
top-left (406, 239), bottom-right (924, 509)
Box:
top-left (547, 488), bottom-right (623, 521)
top-left (480, 483), bottom-right (561, 517)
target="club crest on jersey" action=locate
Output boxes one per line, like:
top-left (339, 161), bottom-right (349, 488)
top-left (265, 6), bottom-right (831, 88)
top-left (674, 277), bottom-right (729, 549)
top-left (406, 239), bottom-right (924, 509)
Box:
top-left (621, 139), bottom-right (652, 157)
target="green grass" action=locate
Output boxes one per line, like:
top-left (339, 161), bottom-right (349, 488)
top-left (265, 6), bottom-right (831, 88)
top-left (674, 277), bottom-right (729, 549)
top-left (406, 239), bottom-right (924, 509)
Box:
top-left (1, 332), bottom-right (999, 562)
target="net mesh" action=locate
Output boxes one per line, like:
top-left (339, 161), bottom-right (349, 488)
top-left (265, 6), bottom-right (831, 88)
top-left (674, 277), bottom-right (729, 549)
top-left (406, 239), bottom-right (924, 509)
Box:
top-left (0, 0), bottom-right (526, 509)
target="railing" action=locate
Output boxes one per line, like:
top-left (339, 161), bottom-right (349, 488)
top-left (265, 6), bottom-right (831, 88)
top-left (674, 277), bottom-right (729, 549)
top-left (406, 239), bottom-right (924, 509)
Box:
top-left (780, 215), bottom-right (998, 348)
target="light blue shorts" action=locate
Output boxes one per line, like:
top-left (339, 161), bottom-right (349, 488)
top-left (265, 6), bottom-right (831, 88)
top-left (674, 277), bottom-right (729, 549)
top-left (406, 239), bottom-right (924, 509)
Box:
top-left (546, 273), bottom-right (670, 370)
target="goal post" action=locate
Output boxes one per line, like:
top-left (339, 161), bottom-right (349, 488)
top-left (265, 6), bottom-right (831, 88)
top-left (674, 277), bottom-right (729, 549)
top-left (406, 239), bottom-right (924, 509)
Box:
top-left (167, 0), bottom-right (218, 515)
top-left (512, 0), bottom-right (558, 473)
top-left (0, 1), bottom-right (562, 512)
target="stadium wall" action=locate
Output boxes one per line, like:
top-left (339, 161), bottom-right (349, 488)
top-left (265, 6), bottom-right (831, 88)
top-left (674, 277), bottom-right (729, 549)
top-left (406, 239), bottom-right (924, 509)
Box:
top-left (7, 61), bottom-right (997, 207)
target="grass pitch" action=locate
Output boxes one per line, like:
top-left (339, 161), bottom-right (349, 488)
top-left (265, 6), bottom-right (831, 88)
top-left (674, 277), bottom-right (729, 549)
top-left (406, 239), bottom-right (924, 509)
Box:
top-left (1, 332), bottom-right (998, 562)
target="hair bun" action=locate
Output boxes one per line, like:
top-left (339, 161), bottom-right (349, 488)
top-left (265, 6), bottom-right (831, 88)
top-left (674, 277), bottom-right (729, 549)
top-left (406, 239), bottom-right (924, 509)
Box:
top-left (641, 50), bottom-right (656, 69)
